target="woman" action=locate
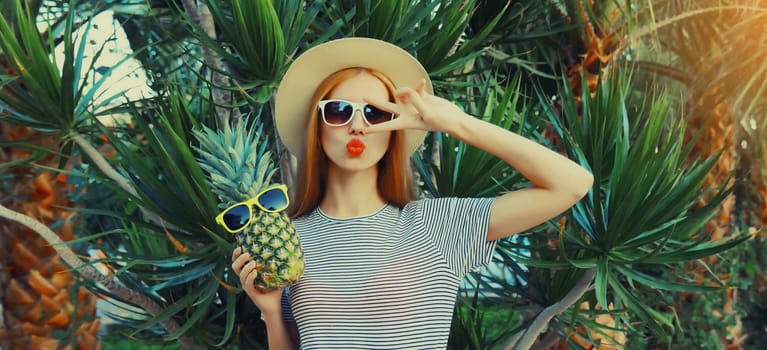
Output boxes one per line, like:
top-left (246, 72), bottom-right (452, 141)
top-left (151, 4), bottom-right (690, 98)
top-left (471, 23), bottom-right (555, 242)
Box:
top-left (232, 38), bottom-right (593, 349)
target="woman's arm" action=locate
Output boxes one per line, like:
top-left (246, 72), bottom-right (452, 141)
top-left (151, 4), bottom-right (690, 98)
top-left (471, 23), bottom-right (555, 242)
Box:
top-left (447, 115), bottom-right (592, 240)
top-left (365, 82), bottom-right (593, 241)
top-left (232, 248), bottom-right (298, 349)
top-left (261, 311), bottom-right (298, 350)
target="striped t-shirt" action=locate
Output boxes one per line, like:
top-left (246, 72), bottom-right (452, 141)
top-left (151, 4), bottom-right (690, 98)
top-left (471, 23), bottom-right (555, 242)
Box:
top-left (284, 197), bottom-right (497, 349)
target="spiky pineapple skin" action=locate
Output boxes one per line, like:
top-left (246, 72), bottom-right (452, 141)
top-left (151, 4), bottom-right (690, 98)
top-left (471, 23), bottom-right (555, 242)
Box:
top-left (192, 119), bottom-right (306, 291)
top-left (236, 211), bottom-right (304, 289)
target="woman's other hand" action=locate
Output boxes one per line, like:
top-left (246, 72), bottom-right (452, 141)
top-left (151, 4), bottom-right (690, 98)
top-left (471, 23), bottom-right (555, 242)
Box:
top-left (231, 247), bottom-right (284, 316)
top-left (363, 79), bottom-right (468, 134)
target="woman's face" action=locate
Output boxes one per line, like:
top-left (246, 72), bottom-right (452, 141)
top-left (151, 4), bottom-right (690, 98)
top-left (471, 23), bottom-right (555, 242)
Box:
top-left (320, 71), bottom-right (392, 172)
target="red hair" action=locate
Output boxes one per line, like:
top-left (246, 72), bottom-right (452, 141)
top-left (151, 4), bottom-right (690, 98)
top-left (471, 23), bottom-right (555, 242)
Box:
top-left (288, 68), bottom-right (416, 218)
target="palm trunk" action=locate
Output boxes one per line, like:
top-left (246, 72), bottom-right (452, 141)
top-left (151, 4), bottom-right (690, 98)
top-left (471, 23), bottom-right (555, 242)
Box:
top-left (681, 84), bottom-right (742, 348)
top-left (0, 124), bottom-right (101, 349)
top-left (0, 257), bottom-right (8, 350)
top-left (502, 268), bottom-right (597, 350)
top-left (180, 0), bottom-right (238, 125)
top-left (0, 124), bottom-right (208, 349)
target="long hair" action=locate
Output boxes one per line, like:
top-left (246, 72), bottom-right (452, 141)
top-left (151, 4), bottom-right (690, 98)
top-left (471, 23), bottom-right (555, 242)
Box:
top-left (288, 68), bottom-right (416, 218)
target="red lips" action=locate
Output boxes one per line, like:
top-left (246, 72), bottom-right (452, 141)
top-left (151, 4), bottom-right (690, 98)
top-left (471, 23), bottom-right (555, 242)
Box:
top-left (346, 139), bottom-right (365, 156)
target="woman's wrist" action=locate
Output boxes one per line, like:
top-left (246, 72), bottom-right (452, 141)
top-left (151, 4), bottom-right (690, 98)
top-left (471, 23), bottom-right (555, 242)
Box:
top-left (443, 111), bottom-right (478, 142)
top-left (258, 304), bottom-right (283, 319)
top-left (261, 310), bottom-right (283, 322)
top-left (260, 307), bottom-right (297, 350)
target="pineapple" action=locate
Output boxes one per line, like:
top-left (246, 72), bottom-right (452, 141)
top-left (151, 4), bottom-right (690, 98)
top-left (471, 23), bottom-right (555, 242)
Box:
top-left (192, 117), bottom-right (304, 290)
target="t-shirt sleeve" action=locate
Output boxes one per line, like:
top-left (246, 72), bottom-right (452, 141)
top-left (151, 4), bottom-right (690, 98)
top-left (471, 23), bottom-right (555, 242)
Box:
top-left (281, 287), bottom-right (295, 324)
top-left (418, 197), bottom-right (497, 277)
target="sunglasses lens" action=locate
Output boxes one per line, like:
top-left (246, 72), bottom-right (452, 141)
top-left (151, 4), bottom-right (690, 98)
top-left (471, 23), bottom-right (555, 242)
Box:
top-left (258, 188), bottom-right (289, 212)
top-left (222, 204), bottom-right (250, 231)
top-left (364, 105), bottom-right (393, 125)
top-left (322, 101), bottom-right (353, 125)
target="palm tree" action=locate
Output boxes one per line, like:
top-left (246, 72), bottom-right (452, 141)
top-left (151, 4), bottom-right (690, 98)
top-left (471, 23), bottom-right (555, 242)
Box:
top-left (1, 1), bottom-right (761, 349)
top-left (625, 1), bottom-right (767, 347)
top-left (0, 2), bottom-right (101, 348)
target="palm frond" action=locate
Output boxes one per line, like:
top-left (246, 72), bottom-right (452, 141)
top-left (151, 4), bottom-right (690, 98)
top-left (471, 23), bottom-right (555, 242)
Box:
top-left (69, 86), bottom-right (270, 347)
top-left (517, 65), bottom-right (752, 340)
top-left (416, 71), bottom-right (538, 198)
top-left (0, 0), bottom-right (140, 134)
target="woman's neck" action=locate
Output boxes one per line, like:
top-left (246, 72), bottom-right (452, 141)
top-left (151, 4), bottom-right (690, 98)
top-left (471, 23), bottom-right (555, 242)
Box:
top-left (320, 164), bottom-right (386, 218)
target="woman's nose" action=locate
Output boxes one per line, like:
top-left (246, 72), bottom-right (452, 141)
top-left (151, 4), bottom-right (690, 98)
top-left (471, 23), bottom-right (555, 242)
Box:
top-left (349, 110), bottom-right (366, 135)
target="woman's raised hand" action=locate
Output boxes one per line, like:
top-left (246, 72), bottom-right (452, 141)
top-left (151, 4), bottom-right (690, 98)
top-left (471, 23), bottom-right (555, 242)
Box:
top-left (364, 79), bottom-right (469, 134)
top-left (231, 247), bottom-right (284, 316)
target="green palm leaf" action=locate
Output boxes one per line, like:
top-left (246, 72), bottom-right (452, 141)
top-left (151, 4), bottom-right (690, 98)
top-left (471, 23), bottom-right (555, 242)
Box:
top-left (202, 0), bottom-right (292, 84)
top-left (416, 72), bottom-right (535, 198)
top-left (0, 0), bottom-right (138, 133)
top-left (522, 65), bottom-right (752, 339)
top-left (71, 86), bottom-right (259, 346)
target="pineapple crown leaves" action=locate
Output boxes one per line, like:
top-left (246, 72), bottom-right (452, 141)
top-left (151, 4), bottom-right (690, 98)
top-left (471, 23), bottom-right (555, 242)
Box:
top-left (192, 116), bottom-right (278, 207)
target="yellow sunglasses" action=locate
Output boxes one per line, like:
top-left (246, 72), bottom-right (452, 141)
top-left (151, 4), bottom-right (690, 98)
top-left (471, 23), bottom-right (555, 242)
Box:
top-left (214, 184), bottom-right (290, 234)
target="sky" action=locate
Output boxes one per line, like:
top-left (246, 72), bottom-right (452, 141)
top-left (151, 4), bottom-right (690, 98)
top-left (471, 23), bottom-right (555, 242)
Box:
top-left (45, 9), bottom-right (154, 125)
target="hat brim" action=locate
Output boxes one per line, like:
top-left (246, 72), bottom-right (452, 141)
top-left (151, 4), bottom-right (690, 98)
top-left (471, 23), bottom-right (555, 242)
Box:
top-left (275, 37), bottom-right (431, 157)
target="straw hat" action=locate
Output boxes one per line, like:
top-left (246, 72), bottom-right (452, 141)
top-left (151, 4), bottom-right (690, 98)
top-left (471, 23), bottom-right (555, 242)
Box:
top-left (274, 37), bottom-right (432, 157)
